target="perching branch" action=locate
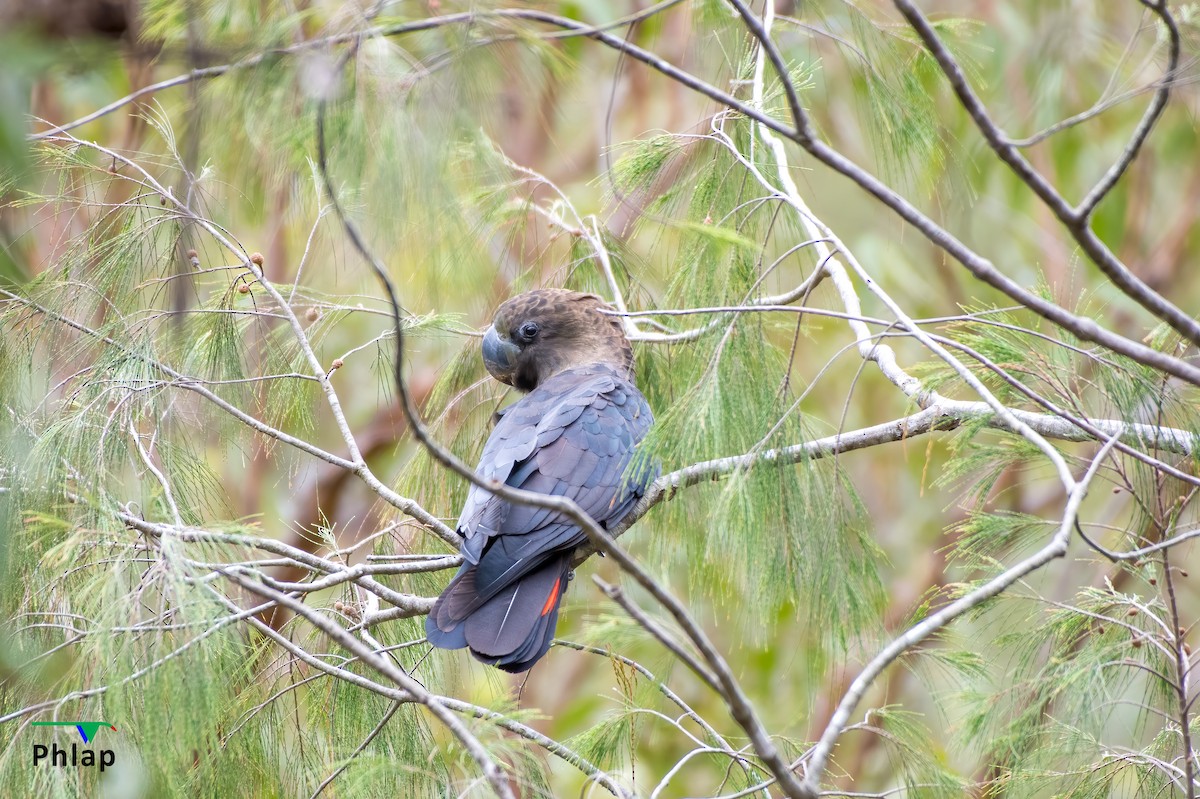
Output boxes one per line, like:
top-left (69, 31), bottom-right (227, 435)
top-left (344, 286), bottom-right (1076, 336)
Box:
top-left (9, 4), bottom-right (1200, 796)
top-left (317, 72), bottom-right (819, 798)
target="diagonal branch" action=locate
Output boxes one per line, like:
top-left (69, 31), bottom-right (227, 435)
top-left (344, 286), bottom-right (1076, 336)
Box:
top-left (202, 572), bottom-right (631, 797)
top-left (221, 569), bottom-right (516, 799)
top-left (715, 2), bottom-right (1200, 386)
top-left (885, 0), bottom-right (1076, 221)
top-left (1075, 0), bottom-right (1183, 217)
top-left (799, 428), bottom-right (1124, 793)
top-left (315, 49), bottom-right (816, 799)
top-left (0, 285), bottom-right (457, 547)
top-left (26, 6), bottom-right (1200, 384)
top-left (28, 5), bottom-right (688, 140)
top-left (736, 2), bottom-right (1075, 488)
top-left (891, 0), bottom-right (1198, 347)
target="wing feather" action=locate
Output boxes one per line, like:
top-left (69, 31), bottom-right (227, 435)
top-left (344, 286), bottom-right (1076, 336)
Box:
top-left (426, 363), bottom-right (657, 671)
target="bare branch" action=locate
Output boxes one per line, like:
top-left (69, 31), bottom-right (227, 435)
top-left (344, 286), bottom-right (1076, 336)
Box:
top-left (116, 511), bottom-right (435, 616)
top-left (1075, 0), bottom-right (1183, 218)
top-left (1077, 523), bottom-right (1200, 563)
top-left (801, 429), bottom-right (1123, 792)
top-left (592, 576), bottom-right (721, 692)
top-left (221, 570), bottom-right (516, 799)
top-left (308, 700), bottom-right (402, 799)
top-left (717, 0), bottom-right (1200, 385)
top-left (892, 0), bottom-right (1198, 346)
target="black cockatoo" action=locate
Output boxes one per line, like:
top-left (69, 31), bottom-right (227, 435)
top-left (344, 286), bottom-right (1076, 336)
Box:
top-left (425, 289), bottom-right (656, 672)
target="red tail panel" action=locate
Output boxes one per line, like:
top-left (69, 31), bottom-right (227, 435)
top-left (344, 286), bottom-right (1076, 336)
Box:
top-left (539, 577), bottom-right (562, 617)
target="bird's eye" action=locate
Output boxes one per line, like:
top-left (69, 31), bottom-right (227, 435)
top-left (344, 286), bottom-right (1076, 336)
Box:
top-left (518, 322), bottom-right (540, 341)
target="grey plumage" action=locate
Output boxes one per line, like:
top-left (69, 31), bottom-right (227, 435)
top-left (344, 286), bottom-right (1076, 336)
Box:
top-left (426, 290), bottom-right (655, 673)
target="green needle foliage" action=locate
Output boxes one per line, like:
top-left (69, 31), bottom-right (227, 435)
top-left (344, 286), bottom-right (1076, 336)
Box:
top-left (3, 1), bottom-right (1200, 797)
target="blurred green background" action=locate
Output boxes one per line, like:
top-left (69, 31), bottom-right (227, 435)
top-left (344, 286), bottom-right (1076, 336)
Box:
top-left (2, 1), bottom-right (1200, 797)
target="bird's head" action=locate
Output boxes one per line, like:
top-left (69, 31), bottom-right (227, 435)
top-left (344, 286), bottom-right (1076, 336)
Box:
top-left (481, 289), bottom-right (634, 392)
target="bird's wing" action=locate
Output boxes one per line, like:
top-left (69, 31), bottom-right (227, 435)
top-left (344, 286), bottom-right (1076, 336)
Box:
top-left (433, 365), bottom-right (655, 625)
top-left (426, 366), bottom-right (655, 671)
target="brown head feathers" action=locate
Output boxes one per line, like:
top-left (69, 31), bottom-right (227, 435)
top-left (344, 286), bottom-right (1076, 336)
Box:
top-left (483, 289), bottom-right (634, 392)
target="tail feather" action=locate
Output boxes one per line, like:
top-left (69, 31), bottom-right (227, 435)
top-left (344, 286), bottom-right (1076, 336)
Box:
top-left (425, 556), bottom-right (571, 673)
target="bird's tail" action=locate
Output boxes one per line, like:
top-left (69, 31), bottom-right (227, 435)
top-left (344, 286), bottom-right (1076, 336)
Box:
top-left (425, 555), bottom-right (571, 673)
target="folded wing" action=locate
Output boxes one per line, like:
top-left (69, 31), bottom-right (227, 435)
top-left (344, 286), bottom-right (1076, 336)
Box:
top-left (426, 364), bottom-right (655, 672)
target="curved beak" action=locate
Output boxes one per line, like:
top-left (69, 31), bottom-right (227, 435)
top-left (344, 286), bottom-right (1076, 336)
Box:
top-left (481, 325), bottom-right (520, 384)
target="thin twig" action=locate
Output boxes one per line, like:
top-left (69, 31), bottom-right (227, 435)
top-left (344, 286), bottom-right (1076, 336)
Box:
top-left (892, 0), bottom-right (1198, 347)
top-left (307, 700), bottom-right (402, 799)
top-left (800, 430), bottom-right (1122, 792)
top-left (221, 570), bottom-right (515, 799)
